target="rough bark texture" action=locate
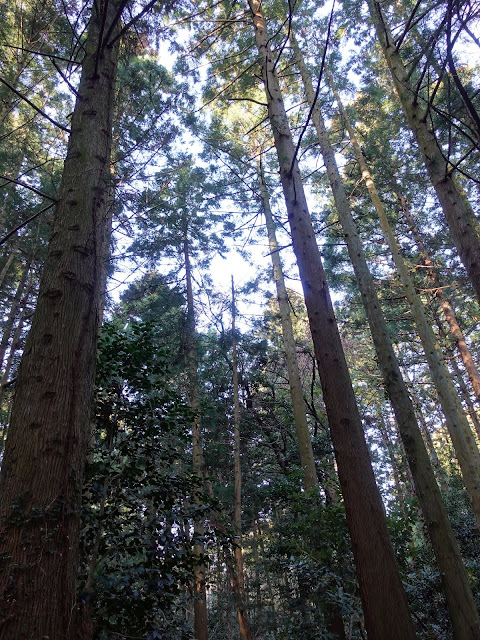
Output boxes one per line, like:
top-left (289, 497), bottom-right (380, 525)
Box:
top-left (368, 0), bottom-right (480, 305)
top-left (247, 5), bottom-right (417, 639)
top-left (258, 156), bottom-right (318, 491)
top-left (292, 37), bottom-right (480, 639)
top-left (0, 3), bottom-right (119, 639)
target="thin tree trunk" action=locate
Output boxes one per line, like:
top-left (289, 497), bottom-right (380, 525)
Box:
top-left (256, 523), bottom-right (277, 634)
top-left (290, 35), bottom-right (480, 638)
top-left (0, 3), bottom-right (120, 638)
top-left (0, 283), bottom-right (32, 451)
top-left (0, 261), bottom-right (30, 370)
top-left (231, 278), bottom-right (253, 640)
top-left (184, 230), bottom-right (209, 640)
top-left (258, 155), bottom-right (318, 491)
top-left (259, 156), bottom-right (346, 638)
top-left (0, 251), bottom-right (17, 293)
top-left (450, 353), bottom-right (480, 441)
top-left (248, 6), bottom-right (417, 639)
top-left (377, 411), bottom-right (408, 515)
top-left (252, 522), bottom-right (261, 628)
top-left (325, 65), bottom-right (480, 528)
top-left (367, 0), bottom-right (480, 305)
top-left (395, 191), bottom-right (480, 404)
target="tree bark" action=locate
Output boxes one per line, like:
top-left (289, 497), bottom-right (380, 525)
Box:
top-left (290, 36), bottom-right (480, 638)
top-left (0, 260), bottom-right (30, 371)
top-left (367, 0), bottom-right (480, 306)
top-left (0, 3), bottom-right (119, 638)
top-left (325, 64), bottom-right (480, 528)
top-left (247, 5), bottom-right (417, 639)
top-left (258, 154), bottom-right (318, 491)
top-left (184, 229), bottom-right (209, 640)
top-left (396, 191), bottom-right (480, 405)
top-left (0, 282), bottom-right (32, 451)
top-left (0, 251), bottom-right (17, 293)
top-left (231, 277), bottom-right (253, 640)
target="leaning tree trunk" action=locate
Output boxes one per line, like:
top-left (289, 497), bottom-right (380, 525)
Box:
top-left (247, 4), bottom-right (417, 639)
top-left (290, 34), bottom-right (480, 639)
top-left (258, 154), bottom-right (318, 491)
top-left (324, 64), bottom-right (480, 525)
top-left (394, 190), bottom-right (480, 406)
top-left (0, 3), bottom-right (120, 639)
top-left (367, 0), bottom-right (480, 306)
top-left (259, 154), bottom-right (347, 638)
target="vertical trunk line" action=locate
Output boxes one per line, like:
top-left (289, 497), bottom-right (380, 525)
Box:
top-left (247, 5), bottom-right (417, 638)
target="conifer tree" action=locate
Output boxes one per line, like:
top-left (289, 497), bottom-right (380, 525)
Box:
top-left (246, 2), bottom-right (417, 637)
top-left (0, 2), bottom-right (121, 637)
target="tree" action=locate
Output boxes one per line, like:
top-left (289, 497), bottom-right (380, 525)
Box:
top-left (0, 2), bottom-right (121, 637)
top-left (245, 2), bottom-right (416, 637)
top-left (289, 27), bottom-right (480, 638)
top-left (367, 0), bottom-right (480, 305)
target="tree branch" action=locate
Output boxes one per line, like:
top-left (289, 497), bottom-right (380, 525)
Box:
top-left (0, 175), bottom-right (58, 202)
top-left (0, 77), bottom-right (70, 133)
top-left (0, 203), bottom-right (55, 246)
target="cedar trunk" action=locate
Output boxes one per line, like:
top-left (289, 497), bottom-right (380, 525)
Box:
top-left (184, 231), bottom-right (209, 640)
top-left (247, 4), bottom-right (417, 639)
top-left (396, 192), bottom-right (480, 405)
top-left (324, 65), bottom-right (480, 530)
top-left (368, 0), bottom-right (480, 305)
top-left (0, 3), bottom-right (119, 638)
top-left (295, 57), bottom-right (480, 637)
top-left (258, 155), bottom-right (318, 491)
top-left (231, 280), bottom-right (253, 640)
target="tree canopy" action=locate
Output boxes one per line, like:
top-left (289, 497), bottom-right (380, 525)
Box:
top-left (0, 1), bottom-right (479, 639)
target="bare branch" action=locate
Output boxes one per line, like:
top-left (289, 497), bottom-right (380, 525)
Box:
top-left (288, 0), bottom-right (336, 176)
top-left (0, 77), bottom-right (70, 133)
top-left (0, 202), bottom-right (55, 246)
top-left (0, 44), bottom-right (81, 65)
top-left (0, 175), bottom-right (58, 202)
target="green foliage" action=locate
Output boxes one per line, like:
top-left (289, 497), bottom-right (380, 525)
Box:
top-left (79, 319), bottom-right (203, 639)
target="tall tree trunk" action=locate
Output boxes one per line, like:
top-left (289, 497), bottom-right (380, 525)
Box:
top-left (231, 278), bottom-right (253, 640)
top-left (367, 0), bottom-right (480, 305)
top-left (290, 35), bottom-right (480, 638)
top-left (449, 353), bottom-right (480, 441)
top-left (0, 283), bottom-right (32, 452)
top-left (184, 230), bottom-right (209, 640)
top-left (377, 411), bottom-right (408, 515)
top-left (325, 65), bottom-right (480, 528)
top-left (0, 3), bottom-right (120, 638)
top-left (0, 260), bottom-right (30, 370)
top-left (247, 5), bottom-right (417, 639)
top-left (259, 156), bottom-right (346, 638)
top-left (395, 190), bottom-right (480, 405)
top-left (0, 251), bottom-right (17, 293)
top-left (258, 154), bottom-right (318, 491)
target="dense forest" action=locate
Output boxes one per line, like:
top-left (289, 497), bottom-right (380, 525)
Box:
top-left (0, 0), bottom-right (479, 638)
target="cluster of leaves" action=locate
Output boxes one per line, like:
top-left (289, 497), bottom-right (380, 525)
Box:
top-left (78, 318), bottom-right (207, 639)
